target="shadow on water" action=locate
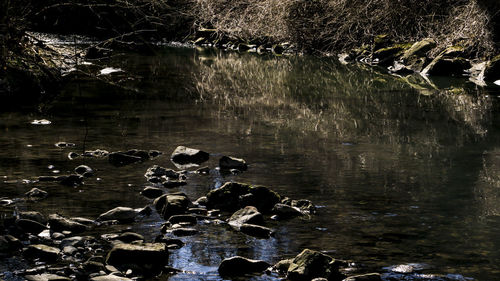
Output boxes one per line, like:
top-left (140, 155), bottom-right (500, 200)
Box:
top-left (2, 45), bottom-right (500, 280)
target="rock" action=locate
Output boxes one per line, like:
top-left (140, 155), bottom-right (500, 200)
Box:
top-left (0, 235), bottom-right (22, 253)
top-left (388, 62), bottom-right (414, 76)
top-left (402, 38), bottom-right (436, 61)
top-left (55, 142), bottom-right (76, 148)
top-left (24, 244), bottom-right (60, 261)
top-left (68, 152), bottom-right (79, 160)
top-left (25, 187), bottom-right (48, 200)
top-left (90, 274), bottom-right (133, 281)
top-left (422, 57), bottom-right (471, 77)
top-left (63, 245), bottom-right (78, 255)
top-left (167, 214), bottom-right (197, 225)
top-left (274, 259), bottom-right (293, 274)
top-left (196, 167), bottom-right (210, 174)
top-left (153, 193), bottom-right (191, 220)
top-left (140, 187), bottom-right (163, 199)
top-left (219, 156), bottom-right (247, 171)
top-left (59, 174), bottom-right (84, 186)
top-left (149, 150), bottom-right (162, 158)
top-left (97, 207), bottom-right (138, 223)
top-left (83, 149), bottom-right (109, 158)
top-left (52, 232), bottom-right (65, 240)
top-left (272, 203), bottom-right (303, 219)
top-left (343, 273), bottom-right (382, 281)
top-left (206, 182), bottom-right (280, 213)
top-left (19, 211), bottom-right (46, 224)
top-left (218, 256), bottom-right (271, 276)
top-left (170, 146), bottom-right (209, 165)
top-left (287, 249), bottom-right (343, 281)
top-left (373, 34), bottom-right (390, 50)
top-left (282, 198), bottom-right (316, 214)
top-left (240, 224), bottom-right (273, 238)
top-left (82, 261), bottom-right (106, 274)
top-left (75, 165), bottom-right (94, 177)
top-left (108, 152), bottom-right (142, 166)
top-left (60, 236), bottom-right (91, 248)
top-left (70, 217), bottom-right (96, 225)
top-left (145, 165), bottom-right (180, 179)
top-left (154, 236), bottom-right (184, 249)
top-left (49, 214), bottom-right (89, 233)
top-left (105, 243), bottom-right (168, 268)
top-left (123, 149), bottom-right (150, 160)
top-left (162, 180), bottom-right (187, 188)
top-left (15, 219), bottom-right (47, 234)
top-left (115, 232), bottom-right (144, 243)
top-left (171, 227), bottom-right (198, 236)
top-left (25, 273), bottom-right (71, 281)
top-left (372, 45), bottom-right (409, 66)
top-left (480, 54), bottom-right (500, 81)
top-left (228, 206), bottom-right (264, 229)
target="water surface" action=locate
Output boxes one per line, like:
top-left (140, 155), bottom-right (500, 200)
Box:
top-left (2, 45), bottom-right (500, 280)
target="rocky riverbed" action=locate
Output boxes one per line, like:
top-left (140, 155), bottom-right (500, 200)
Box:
top-left (0, 143), bottom-right (477, 281)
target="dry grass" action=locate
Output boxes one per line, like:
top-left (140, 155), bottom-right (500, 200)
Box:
top-left (194, 0), bottom-right (498, 57)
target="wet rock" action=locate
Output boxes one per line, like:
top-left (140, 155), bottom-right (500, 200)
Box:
top-left (51, 232), bottom-right (65, 240)
top-left (140, 187), bottom-right (163, 199)
top-left (59, 174), bottom-right (84, 186)
top-left (55, 142), bottom-right (76, 148)
top-left (97, 207), bottom-right (138, 223)
top-left (240, 224), bottom-right (273, 238)
top-left (272, 203), bottom-right (303, 219)
top-left (218, 256), bottom-right (271, 276)
top-left (206, 182), bottom-right (280, 213)
top-left (149, 150), bottom-right (162, 158)
top-left (19, 211), bottom-right (47, 224)
top-left (90, 274), bottom-right (133, 281)
top-left (115, 232), bottom-right (144, 243)
top-left (219, 156), bottom-right (247, 171)
top-left (25, 273), bottom-right (71, 281)
top-left (153, 193), bottom-right (191, 220)
top-left (171, 146), bottom-right (209, 165)
top-left (188, 207), bottom-right (208, 216)
top-left (24, 244), bottom-right (61, 261)
top-left (0, 235), bottom-right (23, 253)
top-left (49, 214), bottom-right (89, 233)
top-left (16, 219), bottom-right (47, 234)
top-left (82, 261), bottom-right (106, 274)
top-left (372, 44), bottom-right (409, 66)
top-left (479, 54), bottom-right (500, 81)
top-left (154, 236), bottom-right (184, 249)
top-left (83, 149), bottom-right (109, 158)
top-left (167, 214), bottom-right (197, 225)
top-left (70, 217), bottom-right (96, 226)
top-left (144, 165), bottom-right (181, 183)
top-left (282, 198), bottom-right (316, 214)
top-left (108, 152), bottom-right (142, 167)
top-left (75, 165), bottom-right (94, 177)
top-left (228, 206), bottom-right (264, 229)
top-left (343, 273), bottom-right (382, 281)
top-left (287, 249), bottom-right (343, 281)
top-left (312, 279), bottom-right (328, 281)
top-left (105, 243), bottom-right (168, 268)
top-left (171, 227), bottom-right (198, 236)
top-left (60, 236), bottom-right (88, 248)
top-left (68, 152), bottom-right (79, 160)
top-left (25, 187), bottom-right (48, 200)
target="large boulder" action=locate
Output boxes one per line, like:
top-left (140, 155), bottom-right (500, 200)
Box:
top-left (15, 218), bottom-right (47, 234)
top-left (218, 256), bottom-right (271, 277)
top-left (97, 207), bottom-right (138, 223)
top-left (402, 39), bottom-right (436, 61)
top-left (153, 193), bottom-right (191, 220)
top-left (287, 249), bottom-right (343, 281)
top-left (228, 206), bottom-right (264, 229)
top-left (205, 182), bottom-right (280, 213)
top-left (48, 214), bottom-right (89, 233)
top-left (105, 243), bottom-right (168, 268)
top-left (171, 146), bottom-right (209, 165)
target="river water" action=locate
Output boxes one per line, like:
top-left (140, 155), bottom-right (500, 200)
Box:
top-left (1, 45), bottom-right (500, 280)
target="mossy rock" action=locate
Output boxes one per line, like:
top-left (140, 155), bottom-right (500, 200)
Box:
top-left (402, 38), bottom-right (436, 61)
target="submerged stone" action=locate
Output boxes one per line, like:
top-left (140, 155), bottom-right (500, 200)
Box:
top-left (240, 223), bottom-right (273, 238)
top-left (25, 187), bottom-right (48, 200)
top-left (218, 256), bottom-right (271, 276)
top-left (108, 152), bottom-right (142, 166)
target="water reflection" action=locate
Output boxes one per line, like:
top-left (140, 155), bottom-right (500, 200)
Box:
top-left (1, 46), bottom-right (500, 280)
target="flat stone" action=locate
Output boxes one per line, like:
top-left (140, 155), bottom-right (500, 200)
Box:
top-left (63, 246), bottom-right (78, 255)
top-left (218, 256), bottom-right (270, 276)
top-left (25, 273), bottom-right (71, 281)
top-left (97, 207), bottom-right (137, 223)
top-left (115, 232), bottom-right (144, 243)
top-left (171, 227), bottom-right (198, 236)
top-left (48, 214), bottom-right (88, 233)
top-left (240, 224), bottom-right (273, 238)
top-left (24, 244), bottom-right (60, 261)
top-left (105, 243), bottom-right (168, 268)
